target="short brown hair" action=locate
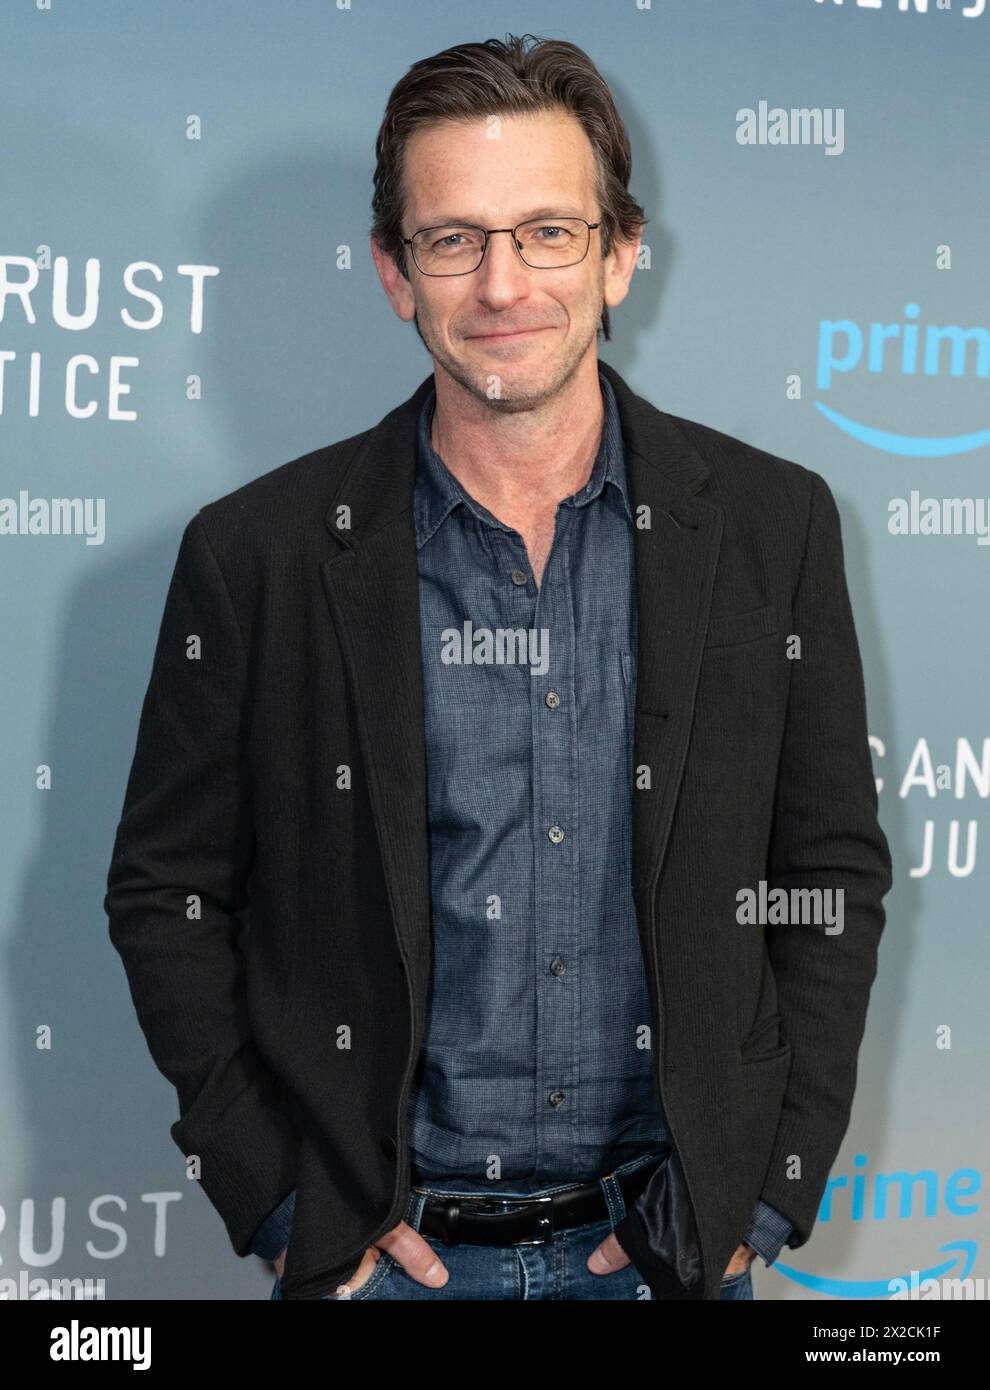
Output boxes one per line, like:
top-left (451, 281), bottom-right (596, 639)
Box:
top-left (370, 33), bottom-right (648, 341)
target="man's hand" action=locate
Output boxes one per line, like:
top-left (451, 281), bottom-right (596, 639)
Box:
top-left (587, 1231), bottom-right (757, 1281)
top-left (586, 1229), bottom-right (635, 1278)
top-left (722, 1241), bottom-right (758, 1278)
top-left (272, 1220), bottom-right (449, 1294)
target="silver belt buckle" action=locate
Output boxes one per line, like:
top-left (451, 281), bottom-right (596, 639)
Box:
top-left (506, 1193), bottom-right (554, 1246)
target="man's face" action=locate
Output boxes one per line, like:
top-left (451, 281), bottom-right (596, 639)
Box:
top-left (375, 110), bottom-right (636, 413)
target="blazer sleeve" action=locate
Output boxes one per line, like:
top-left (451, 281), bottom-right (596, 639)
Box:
top-left (104, 512), bottom-right (299, 1257)
top-left (757, 469), bottom-right (893, 1249)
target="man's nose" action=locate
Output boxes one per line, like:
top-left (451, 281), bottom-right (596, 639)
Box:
top-left (474, 230), bottom-right (532, 305)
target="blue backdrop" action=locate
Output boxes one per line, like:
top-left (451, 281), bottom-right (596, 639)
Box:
top-left (0, 0), bottom-right (986, 1300)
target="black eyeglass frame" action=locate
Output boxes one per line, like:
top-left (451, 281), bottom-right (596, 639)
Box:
top-left (402, 217), bottom-right (601, 277)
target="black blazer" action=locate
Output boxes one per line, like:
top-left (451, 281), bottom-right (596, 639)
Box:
top-left (104, 360), bottom-right (892, 1300)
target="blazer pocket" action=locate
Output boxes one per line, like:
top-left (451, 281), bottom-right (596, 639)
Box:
top-left (739, 1011), bottom-right (791, 1064)
top-left (704, 603), bottom-right (777, 650)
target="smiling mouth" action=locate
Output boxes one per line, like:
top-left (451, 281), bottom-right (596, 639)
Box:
top-left (467, 327), bottom-right (550, 341)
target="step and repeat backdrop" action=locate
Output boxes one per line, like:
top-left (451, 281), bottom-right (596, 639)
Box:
top-left (0, 0), bottom-right (986, 1301)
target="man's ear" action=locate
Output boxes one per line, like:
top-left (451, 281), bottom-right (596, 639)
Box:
top-left (603, 229), bottom-right (642, 312)
top-left (371, 235), bottom-right (417, 323)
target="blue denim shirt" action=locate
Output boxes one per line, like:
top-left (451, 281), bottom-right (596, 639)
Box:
top-left (249, 371), bottom-right (794, 1269)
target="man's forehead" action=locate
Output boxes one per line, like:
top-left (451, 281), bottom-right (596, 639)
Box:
top-left (402, 113), bottom-right (596, 226)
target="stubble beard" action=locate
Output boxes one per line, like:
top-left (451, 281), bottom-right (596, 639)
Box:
top-left (413, 294), bottom-right (604, 417)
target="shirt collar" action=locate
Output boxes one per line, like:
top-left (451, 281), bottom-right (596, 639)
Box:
top-left (413, 369), bottom-right (632, 550)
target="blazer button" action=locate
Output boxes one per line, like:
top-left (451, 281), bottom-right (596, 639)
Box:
top-left (381, 1135), bottom-right (398, 1161)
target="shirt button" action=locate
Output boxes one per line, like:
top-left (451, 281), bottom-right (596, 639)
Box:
top-left (510, 569), bottom-right (528, 586)
top-left (547, 825), bottom-right (565, 844)
top-left (548, 1091), bottom-right (565, 1108)
top-left (550, 957), bottom-right (566, 976)
top-left (544, 691), bottom-right (561, 710)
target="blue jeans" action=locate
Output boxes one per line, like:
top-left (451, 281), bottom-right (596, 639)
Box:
top-left (271, 1153), bottom-right (755, 1301)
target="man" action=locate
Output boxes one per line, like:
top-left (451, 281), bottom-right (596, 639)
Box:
top-left (104, 35), bottom-right (892, 1302)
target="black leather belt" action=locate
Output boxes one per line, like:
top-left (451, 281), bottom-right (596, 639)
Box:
top-left (414, 1161), bottom-right (659, 1247)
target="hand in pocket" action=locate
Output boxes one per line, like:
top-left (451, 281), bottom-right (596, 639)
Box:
top-left (278, 1219), bottom-right (452, 1295)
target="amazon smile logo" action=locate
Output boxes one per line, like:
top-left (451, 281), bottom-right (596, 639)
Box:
top-left (775, 1241), bottom-right (981, 1298)
top-left (815, 302), bottom-right (990, 456)
top-left (769, 1153), bottom-right (983, 1297)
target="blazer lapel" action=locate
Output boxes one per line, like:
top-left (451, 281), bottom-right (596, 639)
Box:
top-left (319, 376), bottom-right (436, 999)
top-left (597, 362), bottom-right (724, 912)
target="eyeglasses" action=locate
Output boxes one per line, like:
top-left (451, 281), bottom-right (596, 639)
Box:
top-left (403, 216), bottom-right (601, 276)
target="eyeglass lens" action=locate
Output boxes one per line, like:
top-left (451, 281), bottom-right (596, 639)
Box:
top-left (411, 218), bottom-right (590, 274)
